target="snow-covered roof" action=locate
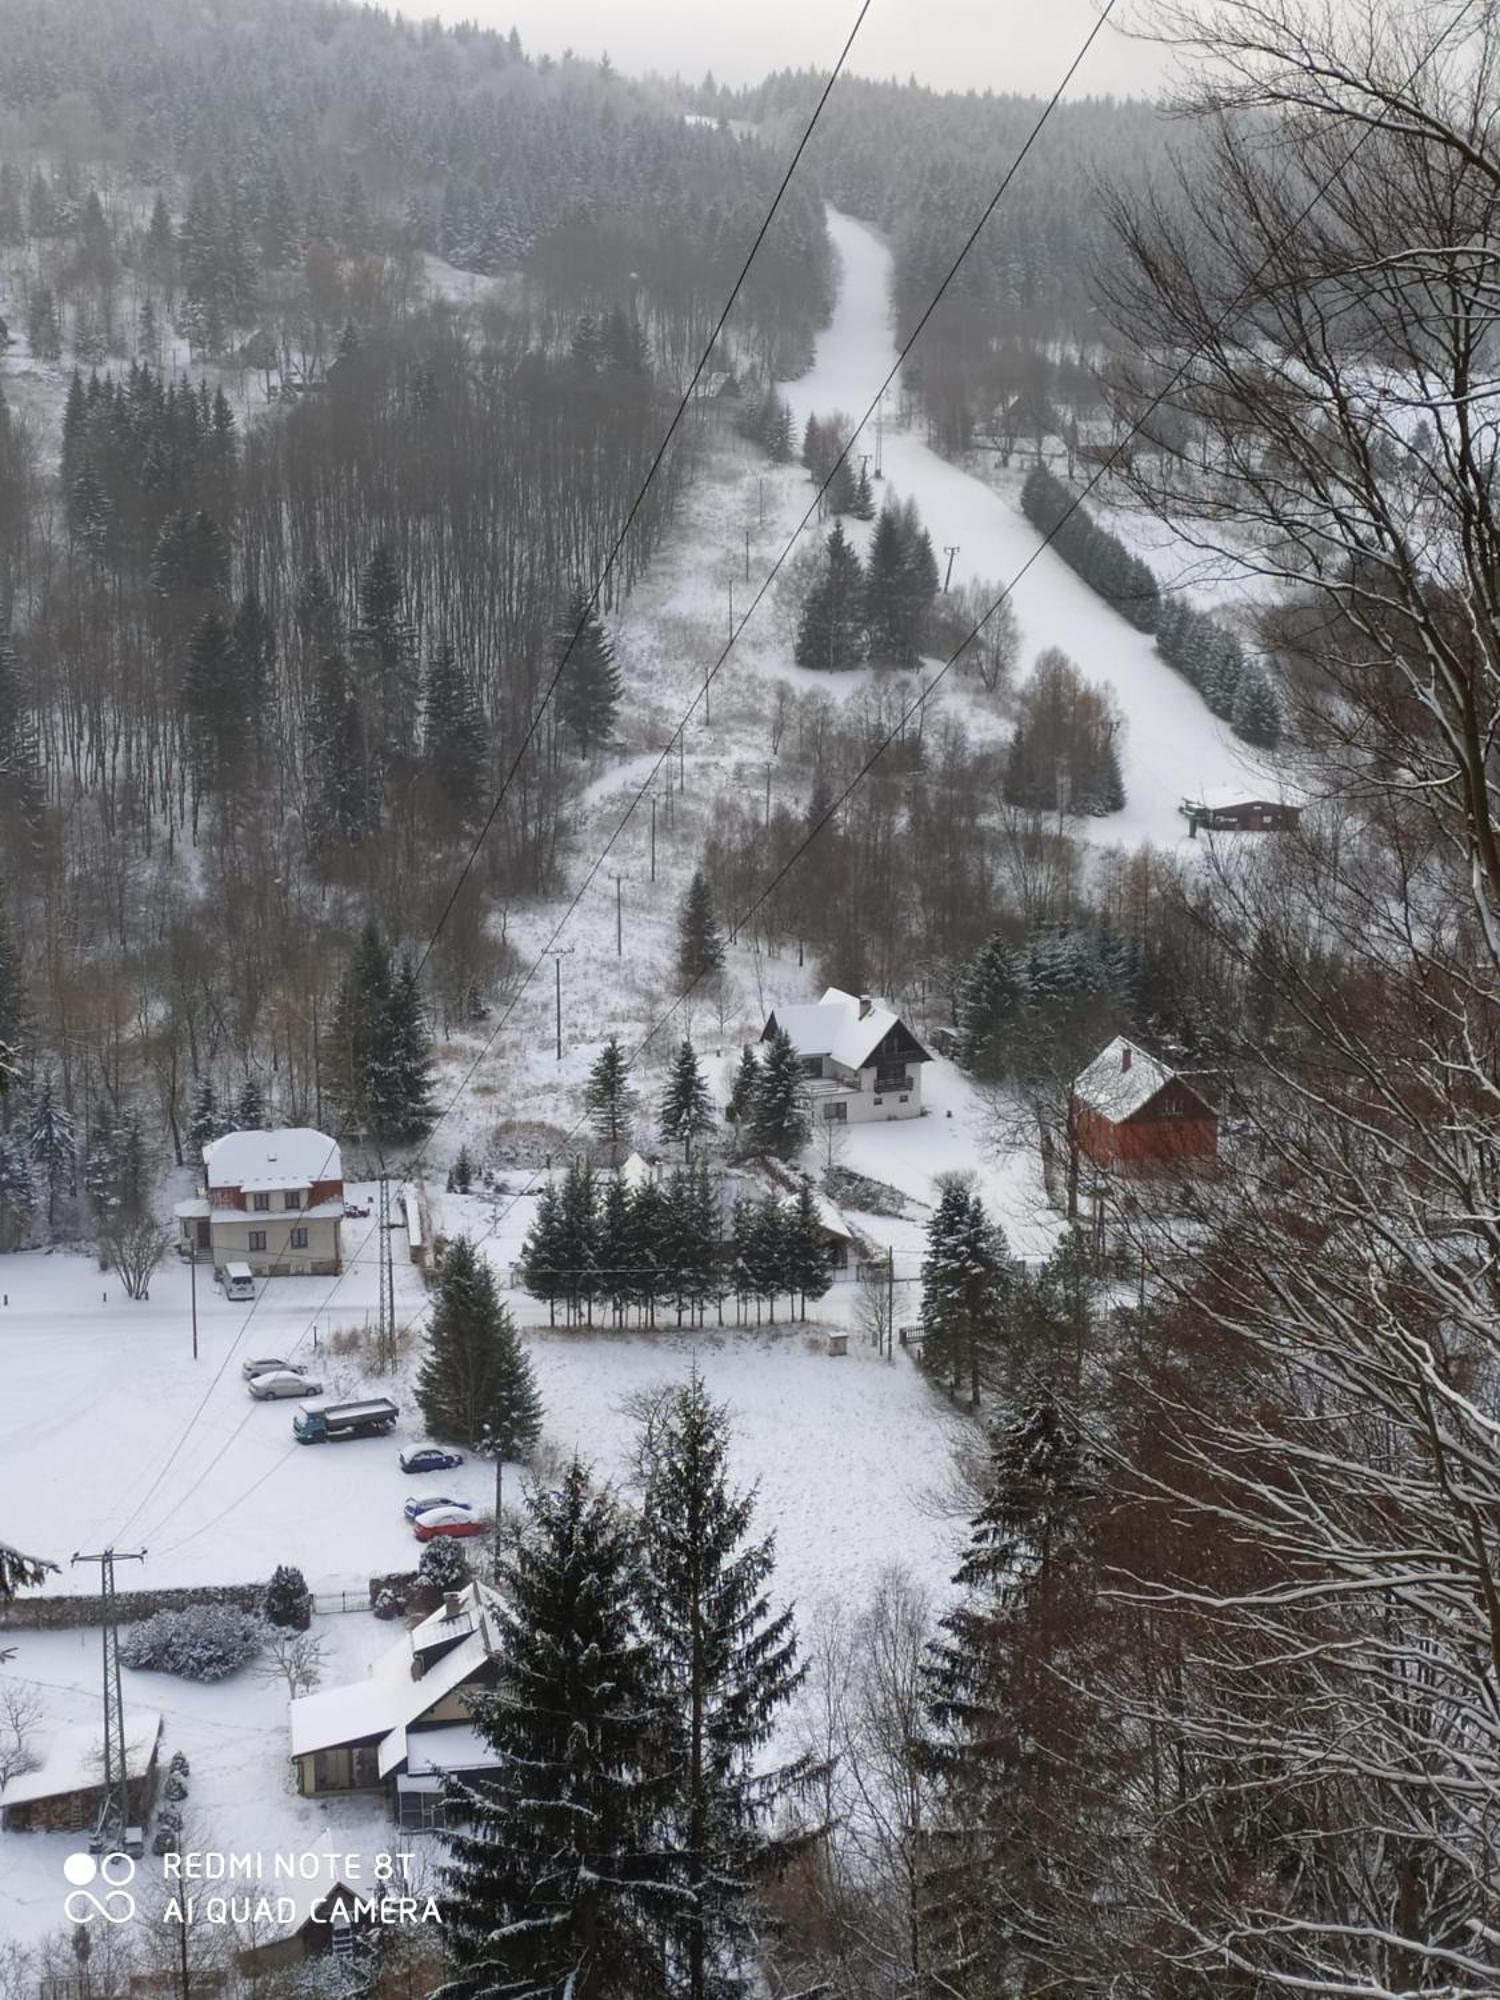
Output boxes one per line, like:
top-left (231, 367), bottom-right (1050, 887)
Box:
top-left (243, 1835), bottom-right (360, 1943)
top-left (289, 1583), bottom-right (502, 1759)
top-left (619, 1151), bottom-right (663, 1192)
top-left (778, 1185), bottom-right (854, 1242)
top-left (203, 1128), bottom-right (342, 1189)
top-left (378, 1719), bottom-right (497, 1782)
top-left (766, 988), bottom-right (927, 1071)
top-left (2, 1710), bottom-right (161, 1807)
top-left (1181, 786), bottom-right (1295, 813)
top-left (174, 1198), bottom-right (210, 1219)
top-left (1072, 1037), bottom-right (1186, 1122)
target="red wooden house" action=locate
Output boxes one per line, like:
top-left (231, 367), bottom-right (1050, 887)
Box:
top-left (1071, 1037), bottom-right (1218, 1172)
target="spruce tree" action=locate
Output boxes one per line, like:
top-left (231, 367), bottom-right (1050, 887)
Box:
top-left (0, 1130), bottom-right (34, 1249)
top-left (724, 1046), bottom-right (759, 1133)
top-left (438, 1461), bottom-right (664, 2000)
top-left (186, 1076), bottom-right (220, 1160)
top-left (958, 934), bottom-right (1024, 1079)
top-left (793, 522), bottom-right (865, 672)
top-left (635, 1374), bottom-right (814, 1998)
top-left (920, 1180), bottom-right (1012, 1406)
top-left (748, 1027), bottom-right (809, 1161)
top-left (554, 584), bottom-right (622, 756)
top-left (421, 638), bottom-right (488, 827)
top-left (388, 955), bottom-right (435, 1140)
top-left (658, 1040), bottom-right (715, 1162)
top-left (263, 1565), bottom-right (312, 1631)
top-left (518, 1178), bottom-right (567, 1319)
top-left (585, 1036), bottom-right (637, 1161)
top-left (234, 1075), bottom-right (266, 1130)
top-left (329, 924), bottom-right (432, 1142)
top-left (917, 1395), bottom-right (1099, 1996)
top-left (677, 870), bottom-right (725, 987)
top-left (353, 543), bottom-right (418, 770)
top-left (306, 649), bottom-right (375, 847)
top-left (782, 1181), bottom-right (835, 1318)
top-left (416, 1236), bottom-right (542, 1455)
top-left (28, 1069), bottom-right (75, 1228)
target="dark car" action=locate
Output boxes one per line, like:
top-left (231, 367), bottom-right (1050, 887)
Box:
top-left (399, 1445), bottom-right (464, 1475)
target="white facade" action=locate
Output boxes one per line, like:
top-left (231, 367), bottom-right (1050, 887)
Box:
top-left (762, 988), bottom-right (931, 1126)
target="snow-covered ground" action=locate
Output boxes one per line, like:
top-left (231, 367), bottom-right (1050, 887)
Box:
top-left (777, 209), bottom-right (1279, 846)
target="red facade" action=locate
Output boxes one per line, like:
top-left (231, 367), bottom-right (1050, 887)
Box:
top-left (1073, 1076), bottom-right (1218, 1172)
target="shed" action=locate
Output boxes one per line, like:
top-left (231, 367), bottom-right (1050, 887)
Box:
top-left (1180, 791), bottom-right (1300, 835)
top-left (1, 1709), bottom-right (162, 1833)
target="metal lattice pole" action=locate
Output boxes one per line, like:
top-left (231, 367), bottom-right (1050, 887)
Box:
top-left (71, 1549), bottom-right (145, 1852)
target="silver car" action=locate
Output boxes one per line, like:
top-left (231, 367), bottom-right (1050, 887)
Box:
top-left (248, 1369), bottom-right (323, 1400)
top-left (242, 1358), bottom-right (305, 1380)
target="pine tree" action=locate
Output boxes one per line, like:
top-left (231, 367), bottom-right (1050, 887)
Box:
top-left (852, 462), bottom-right (875, 520)
top-left (920, 1180), bottom-right (1012, 1406)
top-left (658, 1040), bottom-right (715, 1163)
top-left (438, 1461), bottom-right (664, 2000)
top-left (144, 192), bottom-right (176, 292)
top-left (748, 1027), bottom-right (809, 1161)
top-left (416, 1237), bottom-right (542, 1454)
top-left (585, 1037), bottom-right (637, 1161)
top-left (865, 503), bottom-right (915, 665)
top-left (794, 522), bottom-right (865, 672)
top-left (420, 639), bottom-right (487, 827)
top-left (28, 1069), bottom-right (75, 1228)
top-left (677, 870), bottom-right (725, 987)
top-left (1232, 665), bottom-right (1282, 748)
top-left (554, 584), bottom-right (622, 756)
top-left (387, 955), bottom-right (435, 1140)
top-left (636, 1374), bottom-right (814, 1998)
top-left (518, 1177), bottom-right (567, 1318)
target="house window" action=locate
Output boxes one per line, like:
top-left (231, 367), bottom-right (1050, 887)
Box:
top-left (252, 1192), bottom-right (271, 1212)
top-left (874, 1097), bottom-right (883, 1107)
top-left (352, 1745), bottom-right (381, 1788)
top-left (248, 1230), bottom-right (267, 1252)
top-left (823, 1101), bottom-right (847, 1123)
top-left (284, 1191), bottom-right (303, 1210)
top-left (899, 1095), bottom-right (909, 1104)
top-left (290, 1227), bottom-right (308, 1249)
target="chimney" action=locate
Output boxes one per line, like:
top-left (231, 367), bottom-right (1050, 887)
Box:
top-left (858, 994), bottom-right (872, 1019)
top-left (1121, 1045), bottom-right (1132, 1072)
top-left (444, 1591), bottom-right (463, 1621)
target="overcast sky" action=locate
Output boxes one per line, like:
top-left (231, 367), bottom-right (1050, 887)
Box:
top-left (428, 0), bottom-right (1173, 102)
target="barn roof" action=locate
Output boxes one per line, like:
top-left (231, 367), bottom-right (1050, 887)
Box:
top-left (1073, 1037), bottom-right (1187, 1122)
top-left (764, 988), bottom-right (929, 1070)
top-left (203, 1127), bottom-right (342, 1188)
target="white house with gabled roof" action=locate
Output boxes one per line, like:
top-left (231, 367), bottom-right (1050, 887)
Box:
top-left (761, 988), bottom-right (932, 1126)
top-left (174, 1127), bottom-right (344, 1276)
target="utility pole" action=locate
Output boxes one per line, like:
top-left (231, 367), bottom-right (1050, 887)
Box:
top-left (942, 545), bottom-right (960, 592)
top-left (887, 1247), bottom-right (895, 1363)
top-left (71, 1548), bottom-right (146, 1853)
top-left (377, 1165), bottom-right (395, 1373)
top-left (550, 948), bottom-right (573, 1062)
top-left (764, 759), bottom-right (773, 829)
top-left (649, 793), bottom-right (657, 883)
top-left (744, 527), bottom-right (751, 582)
top-left (613, 872), bottom-right (623, 956)
top-left (874, 387), bottom-right (885, 477)
top-left (189, 1250), bottom-right (198, 1362)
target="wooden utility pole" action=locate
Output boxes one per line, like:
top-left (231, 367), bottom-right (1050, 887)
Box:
top-left (943, 545), bottom-right (960, 592)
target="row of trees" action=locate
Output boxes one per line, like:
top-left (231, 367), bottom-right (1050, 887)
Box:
top-left (1021, 460), bottom-right (1282, 748)
top-left (519, 1158), bottom-right (835, 1324)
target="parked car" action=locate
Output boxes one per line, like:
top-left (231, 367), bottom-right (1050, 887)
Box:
top-left (242, 1358), bottom-right (305, 1380)
top-left (344, 1201), bottom-right (371, 1218)
top-left (412, 1507), bottom-right (484, 1541)
top-left (403, 1495), bottom-right (473, 1523)
top-left (399, 1446), bottom-right (464, 1475)
top-left (248, 1370), bottom-right (323, 1400)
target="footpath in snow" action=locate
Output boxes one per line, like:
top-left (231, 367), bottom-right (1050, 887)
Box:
top-left (779, 208), bottom-right (1276, 849)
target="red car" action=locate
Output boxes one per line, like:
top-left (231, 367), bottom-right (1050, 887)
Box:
top-left (412, 1506), bottom-right (485, 1541)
